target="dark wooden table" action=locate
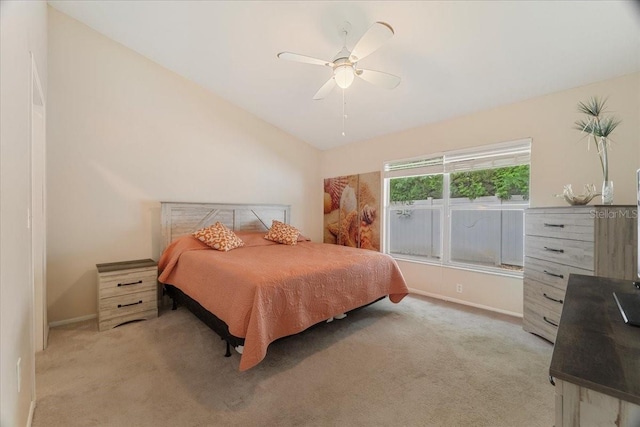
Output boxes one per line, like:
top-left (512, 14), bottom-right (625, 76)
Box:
top-left (550, 273), bottom-right (640, 406)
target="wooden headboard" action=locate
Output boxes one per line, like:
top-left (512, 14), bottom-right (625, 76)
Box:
top-left (160, 202), bottom-right (290, 251)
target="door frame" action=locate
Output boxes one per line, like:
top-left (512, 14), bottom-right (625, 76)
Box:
top-left (30, 53), bottom-right (47, 356)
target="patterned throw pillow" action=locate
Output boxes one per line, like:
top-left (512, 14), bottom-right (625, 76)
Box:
top-left (192, 222), bottom-right (244, 251)
top-left (264, 220), bottom-right (300, 245)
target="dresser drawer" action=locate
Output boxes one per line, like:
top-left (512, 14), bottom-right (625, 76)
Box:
top-left (98, 289), bottom-right (157, 320)
top-left (525, 212), bottom-right (594, 241)
top-left (524, 257), bottom-right (593, 290)
top-left (523, 302), bottom-right (561, 343)
top-left (524, 277), bottom-right (565, 316)
top-left (98, 268), bottom-right (157, 298)
top-left (525, 235), bottom-right (594, 270)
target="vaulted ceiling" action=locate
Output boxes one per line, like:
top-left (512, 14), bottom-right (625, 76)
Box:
top-left (48, 1), bottom-right (640, 150)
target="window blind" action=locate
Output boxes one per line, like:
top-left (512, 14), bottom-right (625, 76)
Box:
top-left (384, 156), bottom-right (444, 178)
top-left (383, 138), bottom-right (531, 178)
top-left (444, 139), bottom-right (531, 172)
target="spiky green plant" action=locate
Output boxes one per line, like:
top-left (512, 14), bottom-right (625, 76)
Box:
top-left (574, 96), bottom-right (622, 182)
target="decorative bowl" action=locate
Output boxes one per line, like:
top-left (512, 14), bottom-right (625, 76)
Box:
top-left (555, 184), bottom-right (599, 206)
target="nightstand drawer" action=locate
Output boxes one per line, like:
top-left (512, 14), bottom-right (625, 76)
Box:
top-left (98, 269), bottom-right (157, 298)
top-left (525, 235), bottom-right (593, 270)
top-left (98, 289), bottom-right (157, 319)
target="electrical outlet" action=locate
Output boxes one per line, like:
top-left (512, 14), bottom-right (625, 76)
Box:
top-left (456, 284), bottom-right (463, 293)
top-left (16, 358), bottom-right (21, 393)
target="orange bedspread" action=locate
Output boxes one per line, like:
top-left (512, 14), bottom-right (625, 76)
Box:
top-left (158, 233), bottom-right (409, 371)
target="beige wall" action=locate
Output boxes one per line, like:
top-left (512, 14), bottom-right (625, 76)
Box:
top-left (47, 8), bottom-right (321, 323)
top-left (321, 72), bottom-right (640, 315)
top-left (47, 5), bottom-right (639, 321)
top-left (1, 1), bottom-right (48, 425)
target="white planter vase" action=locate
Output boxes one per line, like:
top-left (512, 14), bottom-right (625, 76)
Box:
top-left (599, 136), bottom-right (613, 205)
top-left (602, 180), bottom-right (614, 205)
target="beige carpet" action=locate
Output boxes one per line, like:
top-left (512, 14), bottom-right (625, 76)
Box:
top-left (33, 295), bottom-right (554, 426)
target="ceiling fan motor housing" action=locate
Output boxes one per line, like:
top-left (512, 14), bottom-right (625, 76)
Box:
top-left (332, 55), bottom-right (356, 89)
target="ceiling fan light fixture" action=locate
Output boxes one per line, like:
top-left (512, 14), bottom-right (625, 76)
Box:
top-left (334, 65), bottom-right (355, 89)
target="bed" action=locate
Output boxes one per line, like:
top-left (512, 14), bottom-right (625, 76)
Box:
top-left (158, 202), bottom-right (409, 371)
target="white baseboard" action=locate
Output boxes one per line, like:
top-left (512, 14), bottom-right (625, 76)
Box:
top-left (26, 400), bottom-right (35, 427)
top-left (48, 313), bottom-right (96, 328)
top-left (409, 288), bottom-right (523, 318)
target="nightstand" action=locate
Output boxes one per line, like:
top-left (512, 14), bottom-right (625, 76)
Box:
top-left (96, 259), bottom-right (158, 331)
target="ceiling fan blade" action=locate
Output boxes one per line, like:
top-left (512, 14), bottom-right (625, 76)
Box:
top-left (356, 69), bottom-right (401, 89)
top-left (349, 22), bottom-right (394, 62)
top-left (313, 77), bottom-right (336, 100)
top-left (277, 52), bottom-right (332, 67)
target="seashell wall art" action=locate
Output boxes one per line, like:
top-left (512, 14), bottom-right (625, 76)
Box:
top-left (323, 171), bottom-right (381, 251)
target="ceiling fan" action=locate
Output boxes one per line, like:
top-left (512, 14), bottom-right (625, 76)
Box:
top-left (277, 21), bottom-right (401, 100)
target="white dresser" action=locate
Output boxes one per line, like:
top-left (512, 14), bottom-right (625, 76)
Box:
top-left (97, 259), bottom-right (158, 331)
top-left (523, 205), bottom-right (636, 343)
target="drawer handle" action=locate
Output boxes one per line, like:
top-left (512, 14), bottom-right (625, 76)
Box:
top-left (543, 293), bottom-right (564, 304)
top-left (118, 300), bottom-right (142, 308)
top-left (543, 246), bottom-right (564, 253)
top-left (549, 375), bottom-right (555, 386)
top-left (118, 280), bottom-right (142, 287)
top-left (543, 223), bottom-right (565, 228)
top-left (543, 270), bottom-right (564, 279)
top-left (543, 316), bottom-right (559, 327)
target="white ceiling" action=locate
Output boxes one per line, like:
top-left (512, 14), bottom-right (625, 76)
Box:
top-left (48, 1), bottom-right (640, 151)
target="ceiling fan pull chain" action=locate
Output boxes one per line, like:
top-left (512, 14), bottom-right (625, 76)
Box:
top-left (342, 88), bottom-right (346, 136)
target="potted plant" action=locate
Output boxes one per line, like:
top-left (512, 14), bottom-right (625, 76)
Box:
top-left (574, 96), bottom-right (622, 204)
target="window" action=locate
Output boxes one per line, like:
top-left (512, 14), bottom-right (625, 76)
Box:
top-left (384, 139), bottom-right (530, 274)
top-left (388, 174), bottom-right (443, 261)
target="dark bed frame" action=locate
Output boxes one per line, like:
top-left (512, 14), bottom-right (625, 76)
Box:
top-left (164, 284), bottom-right (386, 359)
top-left (164, 284), bottom-right (244, 357)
